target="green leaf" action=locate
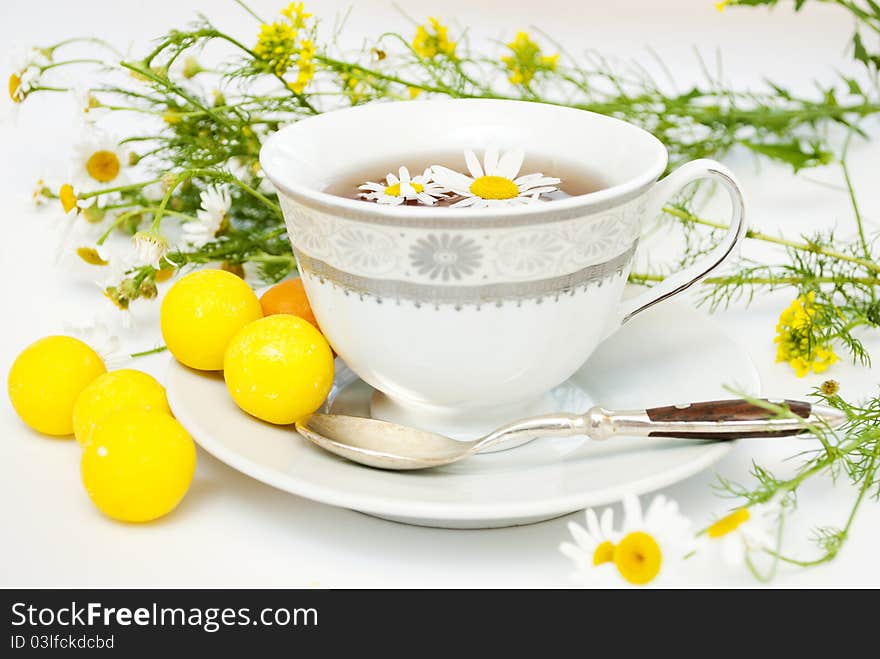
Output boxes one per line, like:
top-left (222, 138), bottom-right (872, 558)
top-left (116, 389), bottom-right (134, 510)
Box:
top-left (851, 32), bottom-right (880, 70)
top-left (843, 76), bottom-right (863, 96)
top-left (739, 139), bottom-right (833, 172)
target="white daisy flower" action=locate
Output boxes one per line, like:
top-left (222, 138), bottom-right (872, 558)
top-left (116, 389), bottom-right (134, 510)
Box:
top-left (703, 499), bottom-right (781, 568)
top-left (359, 166), bottom-right (449, 206)
top-left (132, 232), bottom-right (169, 268)
top-left (184, 184), bottom-right (231, 247)
top-left (58, 183), bottom-right (100, 218)
top-left (7, 46), bottom-right (49, 103)
top-left (71, 128), bottom-right (128, 192)
top-left (559, 507), bottom-right (621, 587)
top-left (560, 493), bottom-right (695, 588)
top-left (430, 146), bottom-right (561, 209)
top-left (53, 183), bottom-right (102, 264)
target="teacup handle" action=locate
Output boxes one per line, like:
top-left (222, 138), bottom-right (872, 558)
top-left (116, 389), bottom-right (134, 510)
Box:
top-left (615, 158), bottom-right (746, 327)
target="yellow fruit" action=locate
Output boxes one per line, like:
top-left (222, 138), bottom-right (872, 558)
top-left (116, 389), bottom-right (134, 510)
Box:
top-left (224, 315), bottom-right (334, 424)
top-left (161, 269), bottom-right (262, 370)
top-left (73, 369), bottom-right (171, 446)
top-left (8, 336), bottom-right (106, 436)
top-left (81, 410), bottom-right (196, 523)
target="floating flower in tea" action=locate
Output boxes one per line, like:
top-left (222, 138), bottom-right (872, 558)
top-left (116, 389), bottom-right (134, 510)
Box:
top-left (358, 166), bottom-right (449, 206)
top-left (430, 146), bottom-right (561, 208)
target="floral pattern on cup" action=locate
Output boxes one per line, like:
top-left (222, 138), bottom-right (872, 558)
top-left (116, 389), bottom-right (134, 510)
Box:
top-left (495, 230), bottom-right (567, 277)
top-left (285, 201), bottom-right (336, 259)
top-left (565, 213), bottom-right (630, 267)
top-left (335, 227), bottom-right (397, 275)
top-left (409, 234), bottom-right (483, 281)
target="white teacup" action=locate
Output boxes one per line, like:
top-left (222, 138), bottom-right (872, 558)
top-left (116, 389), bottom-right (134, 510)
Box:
top-left (261, 99), bottom-right (746, 439)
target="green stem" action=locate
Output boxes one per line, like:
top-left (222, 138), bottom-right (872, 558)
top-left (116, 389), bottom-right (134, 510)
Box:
top-left (41, 58), bottom-right (106, 71)
top-left (47, 36), bottom-right (123, 57)
top-left (232, 0), bottom-right (266, 23)
top-left (79, 177), bottom-right (165, 200)
top-left (120, 60), bottom-right (234, 128)
top-left (662, 205), bottom-right (880, 274)
top-left (769, 445), bottom-right (878, 568)
top-left (130, 345), bottom-right (168, 358)
top-left (840, 132), bottom-right (871, 260)
top-left (628, 272), bottom-right (880, 287)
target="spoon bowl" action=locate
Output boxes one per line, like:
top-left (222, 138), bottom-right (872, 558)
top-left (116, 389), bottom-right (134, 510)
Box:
top-left (297, 413), bottom-right (471, 469)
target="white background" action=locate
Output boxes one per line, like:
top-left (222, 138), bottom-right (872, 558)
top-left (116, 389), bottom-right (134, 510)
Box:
top-left (1, 0), bottom-right (878, 587)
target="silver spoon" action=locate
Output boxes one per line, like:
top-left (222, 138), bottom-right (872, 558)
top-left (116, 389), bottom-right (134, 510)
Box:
top-left (296, 398), bottom-right (846, 470)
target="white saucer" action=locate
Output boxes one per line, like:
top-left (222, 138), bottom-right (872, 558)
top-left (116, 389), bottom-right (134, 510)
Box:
top-left (167, 302), bottom-right (760, 528)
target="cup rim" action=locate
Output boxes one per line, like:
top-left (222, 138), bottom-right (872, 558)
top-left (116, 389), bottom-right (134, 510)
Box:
top-left (260, 99), bottom-right (668, 226)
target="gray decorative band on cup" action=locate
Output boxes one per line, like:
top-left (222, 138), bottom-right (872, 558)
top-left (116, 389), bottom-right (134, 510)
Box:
top-left (295, 243), bottom-right (637, 306)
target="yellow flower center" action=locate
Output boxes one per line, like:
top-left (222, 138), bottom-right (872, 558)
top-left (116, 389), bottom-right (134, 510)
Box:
top-left (8, 72), bottom-right (22, 102)
top-left (613, 531), bottom-right (662, 585)
top-left (592, 540), bottom-right (615, 566)
top-left (59, 184), bottom-right (78, 214)
top-left (384, 181), bottom-right (424, 196)
top-left (707, 508), bottom-right (750, 538)
top-left (155, 267), bottom-right (175, 283)
top-left (469, 175), bottom-right (518, 200)
top-left (76, 247), bottom-right (108, 266)
top-left (86, 150), bottom-right (121, 183)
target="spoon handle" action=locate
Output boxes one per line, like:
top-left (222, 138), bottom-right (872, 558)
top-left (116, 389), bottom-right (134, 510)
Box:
top-left (592, 398), bottom-right (844, 441)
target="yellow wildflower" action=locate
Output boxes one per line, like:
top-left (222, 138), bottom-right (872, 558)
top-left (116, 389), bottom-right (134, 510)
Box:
top-left (412, 17), bottom-right (456, 59)
top-left (407, 86), bottom-right (422, 99)
top-left (715, 1), bottom-right (730, 12)
top-left (502, 31), bottom-right (558, 86)
top-left (254, 20), bottom-right (300, 77)
top-left (254, 3), bottom-right (315, 92)
top-left (773, 292), bottom-right (839, 377)
top-left (280, 2), bottom-right (311, 29)
top-left (288, 39), bottom-right (315, 94)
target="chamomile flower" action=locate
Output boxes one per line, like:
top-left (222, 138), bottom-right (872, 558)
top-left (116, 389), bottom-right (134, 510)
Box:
top-left (430, 146), bottom-right (560, 208)
top-left (703, 500), bottom-right (781, 568)
top-left (7, 46), bottom-right (48, 104)
top-left (59, 183), bottom-right (90, 216)
top-left (133, 231), bottom-right (169, 268)
top-left (559, 507), bottom-right (620, 587)
top-left (184, 185), bottom-right (231, 247)
top-left (72, 128), bottom-right (128, 191)
top-left (359, 166), bottom-right (448, 206)
top-left (560, 493), bottom-right (694, 587)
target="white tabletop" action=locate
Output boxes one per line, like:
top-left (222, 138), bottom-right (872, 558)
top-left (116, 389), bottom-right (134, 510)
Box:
top-left (2, 0), bottom-right (878, 587)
